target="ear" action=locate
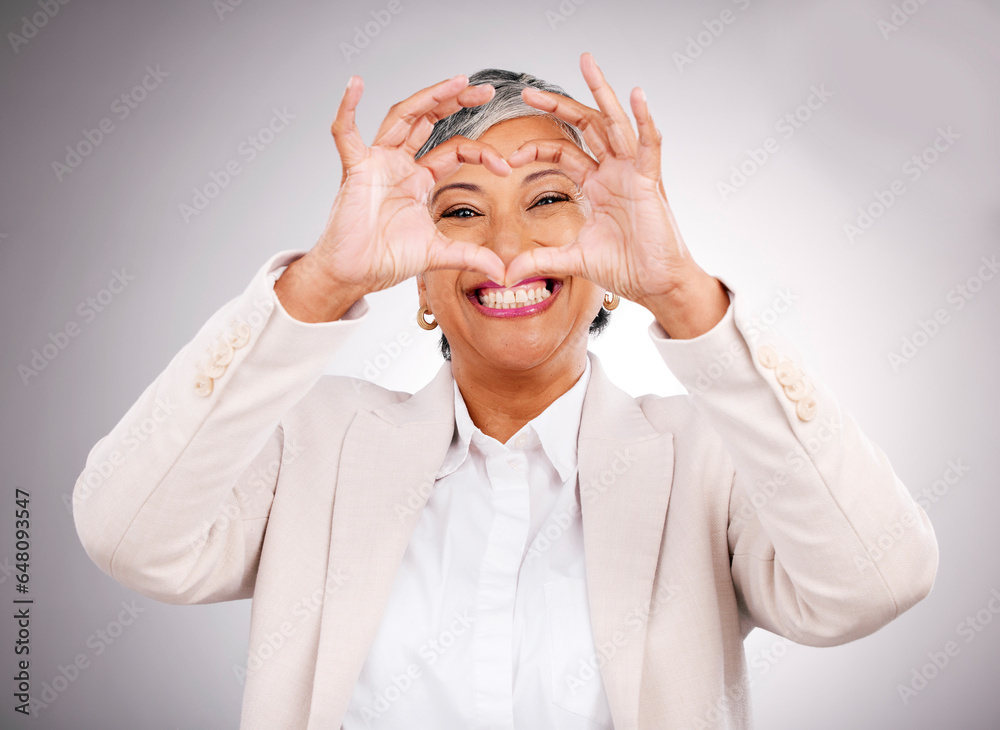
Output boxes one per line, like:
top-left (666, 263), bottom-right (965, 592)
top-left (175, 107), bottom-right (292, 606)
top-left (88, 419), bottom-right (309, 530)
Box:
top-left (415, 273), bottom-right (428, 310)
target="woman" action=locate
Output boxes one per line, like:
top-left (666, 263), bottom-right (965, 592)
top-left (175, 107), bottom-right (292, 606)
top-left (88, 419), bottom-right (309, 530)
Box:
top-left (73, 52), bottom-right (938, 729)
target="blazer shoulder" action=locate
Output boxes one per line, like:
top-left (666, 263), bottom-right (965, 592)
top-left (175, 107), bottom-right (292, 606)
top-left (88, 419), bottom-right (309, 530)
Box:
top-left (635, 391), bottom-right (706, 435)
top-left (635, 390), bottom-right (733, 466)
top-left (281, 374), bottom-right (414, 427)
top-left (318, 373), bottom-right (413, 403)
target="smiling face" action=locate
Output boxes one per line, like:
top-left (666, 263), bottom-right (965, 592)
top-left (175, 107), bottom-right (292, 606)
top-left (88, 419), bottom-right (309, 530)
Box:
top-left (417, 115), bottom-right (604, 375)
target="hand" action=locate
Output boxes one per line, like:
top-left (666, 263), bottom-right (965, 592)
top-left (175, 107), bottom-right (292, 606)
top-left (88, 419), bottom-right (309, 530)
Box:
top-left (502, 52), bottom-right (728, 337)
top-left (276, 74), bottom-right (511, 322)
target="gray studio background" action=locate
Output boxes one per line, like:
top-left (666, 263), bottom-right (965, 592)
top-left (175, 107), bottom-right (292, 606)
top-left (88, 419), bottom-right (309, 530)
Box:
top-left (1, 0), bottom-right (998, 727)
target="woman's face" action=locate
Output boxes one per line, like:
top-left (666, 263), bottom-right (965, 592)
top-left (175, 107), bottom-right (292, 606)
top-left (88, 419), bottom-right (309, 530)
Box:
top-left (418, 115), bottom-right (604, 374)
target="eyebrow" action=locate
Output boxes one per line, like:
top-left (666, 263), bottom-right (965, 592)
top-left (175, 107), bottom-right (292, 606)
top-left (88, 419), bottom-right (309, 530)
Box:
top-left (429, 168), bottom-right (575, 208)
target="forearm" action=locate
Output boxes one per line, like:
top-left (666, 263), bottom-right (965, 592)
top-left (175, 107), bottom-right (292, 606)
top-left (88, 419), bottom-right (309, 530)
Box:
top-left (273, 251), bottom-right (370, 323)
top-left (650, 286), bottom-right (938, 644)
top-left (73, 250), bottom-right (369, 602)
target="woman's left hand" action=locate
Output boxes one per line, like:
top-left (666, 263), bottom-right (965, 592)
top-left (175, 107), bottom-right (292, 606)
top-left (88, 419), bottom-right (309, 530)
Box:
top-left (502, 52), bottom-right (729, 338)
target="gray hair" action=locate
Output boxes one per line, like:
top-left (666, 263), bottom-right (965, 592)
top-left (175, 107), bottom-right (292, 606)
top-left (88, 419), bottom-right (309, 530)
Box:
top-left (414, 67), bottom-right (610, 362)
top-left (414, 68), bottom-right (596, 161)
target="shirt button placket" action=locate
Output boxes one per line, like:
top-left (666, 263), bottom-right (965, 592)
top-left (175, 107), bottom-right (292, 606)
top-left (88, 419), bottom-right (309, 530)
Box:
top-left (473, 448), bottom-right (530, 729)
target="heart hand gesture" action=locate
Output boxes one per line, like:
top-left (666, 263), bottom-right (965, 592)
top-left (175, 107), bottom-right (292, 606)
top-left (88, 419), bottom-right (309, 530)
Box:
top-left (276, 74), bottom-right (511, 322)
top-left (502, 52), bottom-right (728, 338)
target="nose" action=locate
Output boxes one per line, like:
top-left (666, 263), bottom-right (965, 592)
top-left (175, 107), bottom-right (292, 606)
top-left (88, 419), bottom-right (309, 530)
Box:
top-left (483, 217), bottom-right (537, 271)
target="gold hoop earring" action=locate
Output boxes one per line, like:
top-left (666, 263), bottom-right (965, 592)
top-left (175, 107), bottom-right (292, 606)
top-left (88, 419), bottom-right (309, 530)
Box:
top-left (603, 292), bottom-right (620, 311)
top-left (417, 305), bottom-right (438, 330)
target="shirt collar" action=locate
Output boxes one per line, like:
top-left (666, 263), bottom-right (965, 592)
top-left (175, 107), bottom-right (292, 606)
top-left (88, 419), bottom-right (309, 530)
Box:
top-left (436, 357), bottom-right (592, 483)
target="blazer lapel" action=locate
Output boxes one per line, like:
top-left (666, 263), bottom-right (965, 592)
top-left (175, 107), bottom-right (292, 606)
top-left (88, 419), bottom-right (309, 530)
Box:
top-left (306, 352), bottom-right (675, 729)
top-left (307, 362), bottom-right (458, 729)
top-left (579, 352), bottom-right (675, 730)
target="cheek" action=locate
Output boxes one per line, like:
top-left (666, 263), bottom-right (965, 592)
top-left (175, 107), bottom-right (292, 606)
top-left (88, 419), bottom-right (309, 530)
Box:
top-left (566, 276), bottom-right (605, 319)
top-left (421, 273), bottom-right (460, 311)
top-left (578, 280), bottom-right (606, 312)
top-left (434, 218), bottom-right (488, 245)
top-left (521, 213), bottom-right (584, 249)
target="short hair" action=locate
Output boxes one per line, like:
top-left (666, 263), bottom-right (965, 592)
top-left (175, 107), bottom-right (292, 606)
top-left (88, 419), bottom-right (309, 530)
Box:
top-left (414, 67), bottom-right (610, 361)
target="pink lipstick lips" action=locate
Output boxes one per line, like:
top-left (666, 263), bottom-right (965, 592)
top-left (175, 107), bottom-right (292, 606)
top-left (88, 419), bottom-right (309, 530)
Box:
top-left (466, 276), bottom-right (563, 318)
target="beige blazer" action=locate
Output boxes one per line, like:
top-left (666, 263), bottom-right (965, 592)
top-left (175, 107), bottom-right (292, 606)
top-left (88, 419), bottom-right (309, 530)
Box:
top-left (73, 250), bottom-right (938, 729)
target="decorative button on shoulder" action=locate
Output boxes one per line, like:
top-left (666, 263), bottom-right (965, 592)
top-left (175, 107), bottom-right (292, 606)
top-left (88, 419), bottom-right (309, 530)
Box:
top-left (783, 378), bottom-right (810, 401)
top-left (194, 319), bottom-right (254, 397)
top-left (210, 339), bottom-right (235, 369)
top-left (756, 344), bottom-right (779, 369)
top-left (194, 371), bottom-right (213, 397)
top-left (796, 395), bottom-right (818, 421)
top-left (754, 344), bottom-right (819, 421)
top-left (203, 359), bottom-right (227, 380)
top-left (227, 320), bottom-right (251, 349)
top-left (774, 360), bottom-right (799, 386)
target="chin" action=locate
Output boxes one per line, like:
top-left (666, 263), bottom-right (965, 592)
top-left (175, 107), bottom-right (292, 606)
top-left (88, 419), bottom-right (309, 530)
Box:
top-left (469, 328), bottom-right (573, 372)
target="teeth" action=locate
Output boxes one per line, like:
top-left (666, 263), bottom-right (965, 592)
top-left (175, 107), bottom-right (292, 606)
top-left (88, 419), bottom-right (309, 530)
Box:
top-left (477, 282), bottom-right (551, 309)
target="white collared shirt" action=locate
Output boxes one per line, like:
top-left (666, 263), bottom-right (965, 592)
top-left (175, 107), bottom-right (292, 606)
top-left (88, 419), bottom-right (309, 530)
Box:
top-left (342, 356), bottom-right (615, 729)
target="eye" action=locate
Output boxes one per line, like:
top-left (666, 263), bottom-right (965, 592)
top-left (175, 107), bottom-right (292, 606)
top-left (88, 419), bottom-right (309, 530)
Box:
top-left (533, 193), bottom-right (570, 207)
top-left (439, 193), bottom-right (570, 219)
top-left (441, 206), bottom-right (478, 219)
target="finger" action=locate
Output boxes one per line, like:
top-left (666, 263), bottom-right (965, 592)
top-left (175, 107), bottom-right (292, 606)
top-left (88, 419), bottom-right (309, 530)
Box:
top-left (503, 243), bottom-right (591, 288)
top-left (630, 86), bottom-right (662, 180)
top-left (399, 83), bottom-right (498, 150)
top-left (520, 86), bottom-right (612, 162)
top-left (401, 113), bottom-right (436, 157)
top-left (378, 83), bottom-right (499, 152)
top-left (373, 75), bottom-right (494, 149)
top-left (426, 233), bottom-right (507, 284)
top-left (331, 76), bottom-right (369, 177)
top-left (428, 83), bottom-right (497, 124)
top-left (416, 135), bottom-right (512, 183)
top-left (579, 52), bottom-right (637, 159)
top-left (398, 84), bottom-right (501, 158)
top-left (505, 138), bottom-right (599, 188)
top-left (373, 74), bottom-right (470, 148)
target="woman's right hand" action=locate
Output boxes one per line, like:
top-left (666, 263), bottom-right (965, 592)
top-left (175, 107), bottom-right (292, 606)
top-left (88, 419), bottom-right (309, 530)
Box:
top-left (274, 74), bottom-right (512, 323)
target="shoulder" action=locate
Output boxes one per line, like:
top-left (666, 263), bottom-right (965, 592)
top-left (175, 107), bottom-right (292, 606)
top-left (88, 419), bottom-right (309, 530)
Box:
top-left (280, 374), bottom-right (414, 430)
top-left (314, 373), bottom-right (413, 407)
top-left (586, 352), bottom-right (726, 453)
top-left (633, 390), bottom-right (734, 474)
top-left (635, 391), bottom-right (701, 432)
top-left (632, 389), bottom-right (719, 446)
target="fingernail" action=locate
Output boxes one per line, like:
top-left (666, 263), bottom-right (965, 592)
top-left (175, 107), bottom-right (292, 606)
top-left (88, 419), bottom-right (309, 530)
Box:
top-left (345, 76), bottom-right (353, 90)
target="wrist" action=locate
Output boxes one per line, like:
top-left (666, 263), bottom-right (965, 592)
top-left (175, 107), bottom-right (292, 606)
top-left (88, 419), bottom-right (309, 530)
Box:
top-left (273, 255), bottom-right (368, 323)
top-left (640, 271), bottom-right (729, 339)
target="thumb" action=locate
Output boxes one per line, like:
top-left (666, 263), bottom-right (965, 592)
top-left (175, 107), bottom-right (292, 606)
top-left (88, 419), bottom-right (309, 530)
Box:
top-left (331, 76), bottom-right (369, 176)
top-left (504, 244), bottom-right (589, 288)
top-left (425, 234), bottom-right (508, 286)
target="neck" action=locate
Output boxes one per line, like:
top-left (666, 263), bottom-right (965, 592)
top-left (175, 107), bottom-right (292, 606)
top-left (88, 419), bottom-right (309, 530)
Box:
top-left (451, 346), bottom-right (588, 444)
